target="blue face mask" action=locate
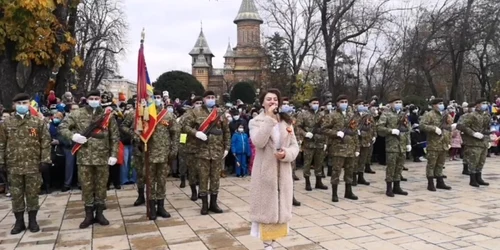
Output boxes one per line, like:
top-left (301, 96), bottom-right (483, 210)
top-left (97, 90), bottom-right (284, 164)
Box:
top-left (481, 104), bottom-right (488, 111)
top-left (339, 103), bottom-right (348, 111)
top-left (437, 104), bottom-right (445, 111)
top-left (205, 99), bottom-right (216, 108)
top-left (16, 105), bottom-right (29, 115)
top-left (88, 100), bottom-right (100, 108)
top-left (357, 105), bottom-right (366, 112)
top-left (53, 118), bottom-right (61, 124)
top-left (281, 105), bottom-right (291, 113)
top-left (311, 104), bottom-right (319, 111)
top-left (394, 103), bottom-right (402, 111)
top-left (167, 107), bottom-right (173, 113)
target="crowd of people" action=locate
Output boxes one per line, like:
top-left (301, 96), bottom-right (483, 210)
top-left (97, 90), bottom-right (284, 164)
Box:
top-left (0, 88), bottom-right (495, 250)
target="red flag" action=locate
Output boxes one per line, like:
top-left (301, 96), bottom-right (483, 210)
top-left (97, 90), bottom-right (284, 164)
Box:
top-left (135, 41), bottom-right (157, 143)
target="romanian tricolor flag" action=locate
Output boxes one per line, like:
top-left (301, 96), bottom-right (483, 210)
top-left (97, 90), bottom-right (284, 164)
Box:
top-left (30, 100), bottom-right (39, 116)
top-left (135, 35), bottom-right (157, 143)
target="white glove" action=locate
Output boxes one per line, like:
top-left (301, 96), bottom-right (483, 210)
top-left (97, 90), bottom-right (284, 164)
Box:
top-left (391, 129), bottom-right (400, 135)
top-left (372, 137), bottom-right (376, 143)
top-left (435, 127), bottom-right (442, 135)
top-left (305, 132), bottom-right (314, 139)
top-left (355, 152), bottom-right (360, 157)
top-left (447, 145), bottom-right (451, 150)
top-left (223, 150), bottom-right (228, 158)
top-left (488, 143), bottom-right (492, 149)
top-left (406, 145), bottom-right (412, 152)
top-left (324, 145), bottom-right (327, 151)
top-left (72, 133), bottom-right (87, 144)
top-left (107, 157), bottom-right (117, 165)
top-left (473, 132), bottom-right (484, 139)
top-left (196, 131), bottom-right (208, 141)
top-left (451, 123), bottom-right (457, 130)
top-left (357, 130), bottom-right (361, 135)
top-left (336, 131), bottom-right (344, 138)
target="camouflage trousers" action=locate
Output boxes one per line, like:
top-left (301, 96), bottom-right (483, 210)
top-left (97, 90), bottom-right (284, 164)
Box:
top-left (303, 148), bottom-right (325, 177)
top-left (198, 158), bottom-right (222, 196)
top-left (385, 152), bottom-right (405, 182)
top-left (426, 150), bottom-right (447, 177)
top-left (367, 144), bottom-right (374, 163)
top-left (465, 146), bottom-right (487, 174)
top-left (134, 153), bottom-right (144, 189)
top-left (177, 152), bottom-right (189, 177)
top-left (330, 156), bottom-right (355, 185)
top-left (10, 173), bottom-right (42, 212)
top-left (357, 147), bottom-right (371, 173)
top-left (181, 152), bottom-right (199, 185)
top-left (148, 162), bottom-right (169, 200)
top-left (79, 165), bottom-right (109, 207)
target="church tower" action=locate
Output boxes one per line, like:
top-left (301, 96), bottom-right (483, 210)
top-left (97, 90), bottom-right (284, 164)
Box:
top-left (189, 28), bottom-right (214, 89)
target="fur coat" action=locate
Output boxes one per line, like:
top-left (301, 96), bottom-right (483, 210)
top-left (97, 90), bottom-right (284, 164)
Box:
top-left (249, 113), bottom-right (299, 224)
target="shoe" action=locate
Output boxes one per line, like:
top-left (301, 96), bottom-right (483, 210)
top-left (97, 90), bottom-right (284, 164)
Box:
top-left (413, 158), bottom-right (422, 162)
top-left (293, 173), bottom-right (300, 181)
top-left (344, 184), bottom-right (358, 200)
top-left (393, 181), bottom-right (408, 195)
top-left (190, 185), bottom-right (198, 201)
top-left (315, 177), bottom-right (328, 190)
top-left (352, 173), bottom-right (358, 186)
top-left (134, 188), bottom-right (145, 206)
top-left (148, 200), bottom-right (157, 220)
top-left (403, 167), bottom-right (408, 171)
top-left (401, 176), bottom-right (407, 181)
top-left (236, 175), bottom-right (241, 178)
top-left (305, 177), bottom-right (312, 191)
top-left (79, 206), bottom-right (94, 229)
top-left (27, 210), bottom-right (40, 232)
top-left (364, 164), bottom-right (375, 174)
top-left (470, 174), bottom-right (480, 187)
top-left (10, 212), bottom-right (26, 234)
top-left (95, 204), bottom-right (109, 225)
top-left (331, 185), bottom-right (339, 202)
top-left (386, 182), bottom-right (394, 197)
top-left (436, 176), bottom-right (451, 190)
top-left (220, 172), bottom-right (227, 178)
top-left (462, 164), bottom-right (470, 175)
top-left (419, 157), bottom-right (427, 162)
top-left (327, 166), bottom-right (333, 176)
top-left (357, 172), bottom-right (370, 185)
top-left (61, 186), bottom-right (70, 192)
top-left (180, 176), bottom-right (186, 188)
top-left (427, 177), bottom-right (436, 191)
top-left (209, 194), bottom-right (223, 213)
top-left (200, 195), bottom-right (209, 215)
top-left (156, 200), bottom-right (171, 218)
top-left (476, 173), bottom-right (489, 186)
top-left (114, 185), bottom-right (121, 190)
top-left (292, 196), bottom-right (301, 206)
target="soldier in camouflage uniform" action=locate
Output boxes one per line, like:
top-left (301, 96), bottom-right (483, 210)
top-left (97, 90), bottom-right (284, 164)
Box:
top-left (352, 100), bottom-right (376, 186)
top-left (0, 93), bottom-right (51, 234)
top-left (419, 98), bottom-right (452, 191)
top-left (322, 95), bottom-right (359, 202)
top-left (460, 103), bottom-right (475, 175)
top-left (376, 97), bottom-right (411, 197)
top-left (295, 98), bottom-right (328, 191)
top-left (322, 99), bottom-right (335, 177)
top-left (281, 98), bottom-right (301, 206)
top-left (457, 98), bottom-right (491, 187)
top-left (59, 90), bottom-right (119, 228)
top-left (181, 91), bottom-right (230, 215)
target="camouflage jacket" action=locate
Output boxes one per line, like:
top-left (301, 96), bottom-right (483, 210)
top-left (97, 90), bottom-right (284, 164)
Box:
top-left (354, 112), bottom-right (376, 148)
top-left (59, 106), bottom-right (119, 166)
top-left (181, 106), bottom-right (230, 160)
top-left (457, 110), bottom-right (490, 148)
top-left (178, 111), bottom-right (199, 154)
top-left (295, 109), bottom-right (326, 149)
top-left (419, 109), bottom-right (452, 151)
top-left (321, 110), bottom-right (335, 146)
top-left (0, 114), bottom-right (51, 174)
top-left (376, 109), bottom-right (411, 153)
top-left (322, 110), bottom-right (360, 157)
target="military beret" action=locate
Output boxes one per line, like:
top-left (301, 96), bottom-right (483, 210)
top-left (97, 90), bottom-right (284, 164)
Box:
top-left (153, 90), bottom-right (162, 96)
top-left (336, 95), bottom-right (348, 102)
top-left (353, 99), bottom-right (364, 105)
top-left (323, 99), bottom-right (332, 105)
top-left (468, 103), bottom-right (475, 108)
top-left (430, 98), bottom-right (444, 105)
top-left (12, 93), bottom-right (30, 102)
top-left (165, 102), bottom-right (173, 107)
top-left (475, 98), bottom-right (487, 105)
top-left (309, 97), bottom-right (319, 103)
top-left (192, 96), bottom-right (203, 103)
top-left (282, 97), bottom-right (289, 102)
top-left (203, 91), bottom-right (215, 97)
top-left (388, 96), bottom-right (402, 103)
top-left (87, 90), bottom-right (101, 98)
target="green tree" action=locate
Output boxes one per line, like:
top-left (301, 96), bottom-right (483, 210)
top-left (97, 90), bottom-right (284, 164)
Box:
top-left (153, 71), bottom-right (204, 100)
top-left (265, 32), bottom-right (293, 97)
top-left (230, 82), bottom-right (256, 104)
top-left (292, 74), bottom-right (315, 103)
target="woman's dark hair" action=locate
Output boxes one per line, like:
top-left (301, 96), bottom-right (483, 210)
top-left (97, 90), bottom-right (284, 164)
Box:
top-left (258, 88), bottom-right (292, 124)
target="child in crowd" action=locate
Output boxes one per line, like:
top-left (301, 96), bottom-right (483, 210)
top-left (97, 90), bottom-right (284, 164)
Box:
top-left (450, 126), bottom-right (462, 161)
top-left (231, 125), bottom-right (252, 177)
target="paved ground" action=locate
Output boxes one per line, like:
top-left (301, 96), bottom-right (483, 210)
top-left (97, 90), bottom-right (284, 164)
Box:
top-left (1, 157), bottom-right (500, 250)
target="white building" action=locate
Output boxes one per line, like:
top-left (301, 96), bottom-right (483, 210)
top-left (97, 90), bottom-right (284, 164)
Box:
top-left (98, 77), bottom-right (137, 101)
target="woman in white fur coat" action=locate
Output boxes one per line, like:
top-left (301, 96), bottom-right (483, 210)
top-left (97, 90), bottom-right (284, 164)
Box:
top-left (249, 89), bottom-right (299, 250)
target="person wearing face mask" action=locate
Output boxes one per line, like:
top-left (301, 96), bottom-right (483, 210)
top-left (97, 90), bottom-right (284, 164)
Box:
top-left (376, 97), bottom-right (411, 197)
top-left (58, 90), bottom-right (120, 228)
top-left (295, 97), bottom-right (328, 191)
top-left (181, 91), bottom-right (230, 215)
top-left (0, 93), bottom-right (52, 235)
top-left (457, 98), bottom-right (492, 187)
top-left (352, 100), bottom-right (376, 187)
top-left (321, 100), bottom-right (335, 178)
top-left (321, 95), bottom-right (359, 202)
top-left (231, 125), bottom-right (252, 177)
top-left (419, 98), bottom-right (452, 192)
top-left (46, 112), bottom-right (66, 194)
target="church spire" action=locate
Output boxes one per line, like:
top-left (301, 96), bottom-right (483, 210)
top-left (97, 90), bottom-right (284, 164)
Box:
top-left (224, 39), bottom-right (234, 58)
top-left (189, 25), bottom-right (214, 56)
top-left (234, 0), bottom-right (263, 24)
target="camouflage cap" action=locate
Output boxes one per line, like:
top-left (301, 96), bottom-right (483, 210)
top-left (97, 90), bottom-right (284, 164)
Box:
top-left (430, 98), bottom-right (444, 105)
top-left (336, 94), bottom-right (348, 102)
top-left (12, 93), bottom-right (30, 102)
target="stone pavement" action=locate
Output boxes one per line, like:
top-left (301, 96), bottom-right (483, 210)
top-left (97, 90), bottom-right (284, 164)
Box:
top-left (1, 158), bottom-right (500, 250)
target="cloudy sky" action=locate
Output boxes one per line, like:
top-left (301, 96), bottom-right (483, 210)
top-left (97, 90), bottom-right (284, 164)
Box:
top-left (119, 0), bottom-right (257, 83)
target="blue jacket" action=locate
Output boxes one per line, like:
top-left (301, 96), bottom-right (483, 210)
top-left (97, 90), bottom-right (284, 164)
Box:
top-left (231, 132), bottom-right (251, 155)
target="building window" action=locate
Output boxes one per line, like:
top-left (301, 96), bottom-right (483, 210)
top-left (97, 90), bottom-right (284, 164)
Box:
top-left (197, 69), bottom-right (204, 74)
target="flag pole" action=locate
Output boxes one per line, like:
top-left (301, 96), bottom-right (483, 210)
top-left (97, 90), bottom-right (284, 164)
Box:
top-left (141, 28), bottom-right (152, 219)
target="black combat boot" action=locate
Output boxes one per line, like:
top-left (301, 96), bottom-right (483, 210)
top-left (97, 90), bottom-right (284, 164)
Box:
top-left (79, 206), bottom-right (94, 229)
top-left (386, 182), bottom-right (394, 197)
top-left (134, 188), bottom-right (145, 206)
top-left (436, 177), bottom-right (451, 190)
top-left (476, 172), bottom-right (489, 186)
top-left (180, 176), bottom-right (186, 188)
top-left (393, 181), bottom-right (408, 195)
top-left (190, 185), bottom-right (198, 201)
top-left (200, 195), bottom-right (209, 215)
top-left (315, 177), bottom-right (328, 190)
top-left (292, 196), bottom-right (301, 206)
top-left (27, 210), bottom-right (39, 232)
top-left (10, 212), bottom-right (26, 235)
top-left (156, 200), bottom-right (171, 218)
top-left (427, 177), bottom-right (436, 191)
top-left (352, 173), bottom-right (358, 186)
top-left (331, 185), bottom-right (339, 202)
top-left (401, 175), bottom-right (407, 181)
top-left (95, 204), bottom-right (109, 225)
top-left (327, 166), bottom-right (333, 176)
top-left (364, 163), bottom-right (375, 174)
top-left (357, 173), bottom-right (370, 185)
top-left (344, 184), bottom-right (358, 200)
top-left (209, 194), bottom-right (223, 213)
top-left (293, 172), bottom-right (300, 181)
top-left (148, 200), bottom-right (157, 220)
top-left (470, 174), bottom-right (480, 187)
top-left (321, 167), bottom-right (326, 178)
top-left (462, 164), bottom-right (470, 175)
top-left (403, 167), bottom-right (408, 171)
top-left (305, 177), bottom-right (312, 191)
